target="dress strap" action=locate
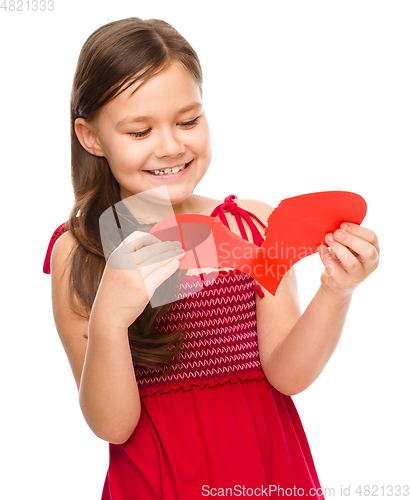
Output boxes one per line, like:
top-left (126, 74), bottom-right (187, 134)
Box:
top-left (210, 195), bottom-right (266, 297)
top-left (43, 221), bottom-right (69, 274)
top-left (210, 194), bottom-right (266, 247)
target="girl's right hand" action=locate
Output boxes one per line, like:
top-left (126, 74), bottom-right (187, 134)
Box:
top-left (90, 231), bottom-right (185, 331)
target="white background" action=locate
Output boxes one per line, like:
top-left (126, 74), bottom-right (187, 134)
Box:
top-left (1, 1), bottom-right (410, 498)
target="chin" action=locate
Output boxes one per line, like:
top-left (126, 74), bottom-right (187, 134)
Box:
top-left (166, 187), bottom-right (194, 206)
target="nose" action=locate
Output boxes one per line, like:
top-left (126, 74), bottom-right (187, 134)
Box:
top-left (154, 128), bottom-right (185, 158)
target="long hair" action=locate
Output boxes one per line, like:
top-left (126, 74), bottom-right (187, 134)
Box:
top-left (68, 18), bottom-right (203, 373)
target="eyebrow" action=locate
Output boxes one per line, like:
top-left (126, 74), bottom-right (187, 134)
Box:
top-left (116, 102), bottom-right (203, 127)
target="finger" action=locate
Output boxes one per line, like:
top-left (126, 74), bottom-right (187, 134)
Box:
top-left (139, 247), bottom-right (185, 278)
top-left (144, 259), bottom-right (182, 300)
top-left (112, 231), bottom-right (161, 255)
top-left (108, 246), bottom-right (184, 272)
top-left (107, 249), bottom-right (141, 271)
top-left (339, 223), bottom-right (380, 254)
top-left (107, 234), bottom-right (161, 270)
top-left (317, 244), bottom-right (348, 282)
top-left (330, 230), bottom-right (379, 268)
top-left (137, 240), bottom-right (183, 265)
top-left (108, 237), bottom-right (183, 271)
top-left (121, 233), bottom-right (161, 253)
top-left (324, 238), bottom-right (363, 276)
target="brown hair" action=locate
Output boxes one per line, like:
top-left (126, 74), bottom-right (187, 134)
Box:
top-left (67, 17), bottom-right (203, 373)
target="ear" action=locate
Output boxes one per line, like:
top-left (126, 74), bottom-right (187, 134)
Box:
top-left (74, 118), bottom-right (105, 157)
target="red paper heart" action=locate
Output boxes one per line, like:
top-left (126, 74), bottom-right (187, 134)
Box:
top-left (150, 191), bottom-right (367, 296)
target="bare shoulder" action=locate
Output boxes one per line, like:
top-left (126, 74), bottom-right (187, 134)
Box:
top-left (50, 230), bottom-right (78, 275)
top-left (50, 228), bottom-right (89, 390)
top-left (51, 228), bottom-right (88, 317)
top-left (235, 198), bottom-right (275, 226)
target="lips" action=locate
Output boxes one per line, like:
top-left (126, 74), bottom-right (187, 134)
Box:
top-left (144, 160), bottom-right (192, 178)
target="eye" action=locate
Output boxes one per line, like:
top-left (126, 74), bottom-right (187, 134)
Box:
top-left (128, 117), bottom-right (199, 139)
top-left (178, 117), bottom-right (200, 128)
top-left (129, 129), bottom-right (151, 139)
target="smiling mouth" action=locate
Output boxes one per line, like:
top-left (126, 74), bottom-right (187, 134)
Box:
top-left (145, 162), bottom-right (190, 176)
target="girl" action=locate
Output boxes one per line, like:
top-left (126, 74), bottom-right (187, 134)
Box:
top-left (44, 17), bottom-right (379, 500)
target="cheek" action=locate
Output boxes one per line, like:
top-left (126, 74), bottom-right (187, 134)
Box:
top-left (194, 124), bottom-right (212, 157)
top-left (105, 138), bottom-right (149, 170)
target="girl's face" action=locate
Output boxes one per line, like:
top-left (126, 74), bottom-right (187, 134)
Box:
top-left (76, 61), bottom-right (212, 211)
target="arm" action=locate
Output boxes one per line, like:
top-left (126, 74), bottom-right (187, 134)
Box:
top-left (51, 230), bottom-right (184, 444)
top-left (51, 232), bottom-right (141, 444)
top-left (257, 274), bottom-right (353, 395)
top-left (247, 201), bottom-right (380, 396)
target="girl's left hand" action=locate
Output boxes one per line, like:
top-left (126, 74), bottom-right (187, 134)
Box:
top-left (317, 223), bottom-right (380, 298)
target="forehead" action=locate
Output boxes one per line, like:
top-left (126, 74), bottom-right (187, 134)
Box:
top-left (99, 62), bottom-right (202, 125)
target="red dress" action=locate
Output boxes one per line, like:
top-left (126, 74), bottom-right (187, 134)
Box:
top-left (43, 195), bottom-right (324, 500)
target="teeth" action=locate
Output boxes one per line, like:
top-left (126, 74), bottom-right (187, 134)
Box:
top-left (148, 163), bottom-right (187, 175)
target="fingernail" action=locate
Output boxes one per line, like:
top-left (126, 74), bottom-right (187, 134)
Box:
top-left (173, 241), bottom-right (182, 247)
top-left (341, 223), bottom-right (351, 231)
top-left (326, 234), bottom-right (334, 243)
top-left (335, 230), bottom-right (344, 240)
top-left (175, 248), bottom-right (185, 254)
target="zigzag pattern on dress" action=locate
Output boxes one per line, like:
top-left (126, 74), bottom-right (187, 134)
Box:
top-left (134, 269), bottom-right (266, 397)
